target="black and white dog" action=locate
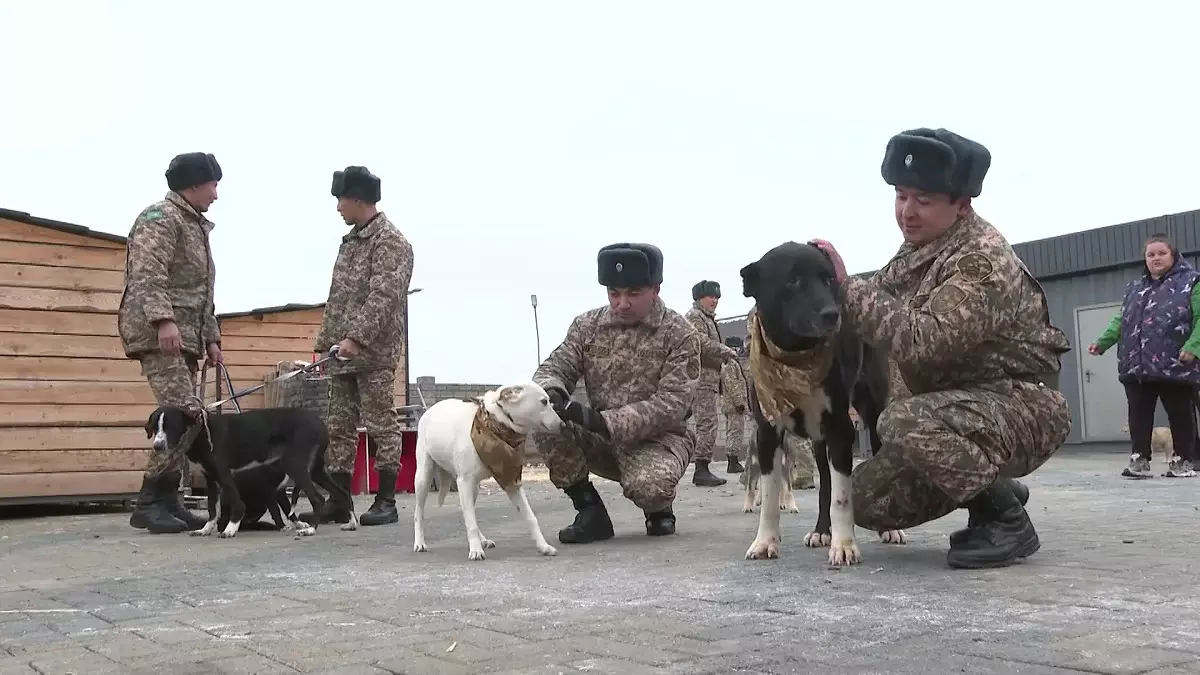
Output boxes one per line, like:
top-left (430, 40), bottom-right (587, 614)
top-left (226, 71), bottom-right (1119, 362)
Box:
top-left (739, 241), bottom-right (892, 566)
top-left (145, 405), bottom-right (357, 538)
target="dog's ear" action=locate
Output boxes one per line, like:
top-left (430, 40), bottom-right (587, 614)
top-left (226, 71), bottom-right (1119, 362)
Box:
top-left (740, 262), bottom-right (760, 298)
top-left (498, 385), bottom-right (524, 403)
top-left (144, 412), bottom-right (158, 439)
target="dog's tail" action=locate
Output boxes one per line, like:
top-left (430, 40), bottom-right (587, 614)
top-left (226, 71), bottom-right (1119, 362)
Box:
top-left (434, 466), bottom-right (454, 507)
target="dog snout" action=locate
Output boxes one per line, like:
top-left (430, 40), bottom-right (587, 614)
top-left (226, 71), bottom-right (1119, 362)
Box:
top-left (819, 307), bottom-right (840, 329)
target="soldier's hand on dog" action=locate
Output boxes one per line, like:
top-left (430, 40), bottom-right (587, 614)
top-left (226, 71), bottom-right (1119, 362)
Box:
top-left (546, 386), bottom-right (570, 412)
top-left (156, 320), bottom-right (183, 355)
top-left (560, 401), bottom-right (610, 439)
top-left (808, 238), bottom-right (848, 283)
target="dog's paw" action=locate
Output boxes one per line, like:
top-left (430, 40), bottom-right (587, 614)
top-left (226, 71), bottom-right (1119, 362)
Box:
top-left (538, 543), bottom-right (558, 557)
top-left (828, 539), bottom-right (862, 566)
top-left (216, 530), bottom-right (237, 539)
top-left (878, 529), bottom-right (907, 545)
top-left (467, 549), bottom-right (487, 561)
top-left (804, 531), bottom-right (831, 548)
top-left (414, 542), bottom-right (429, 553)
top-left (741, 503), bottom-right (755, 514)
top-left (481, 538), bottom-right (497, 550)
top-left (780, 500), bottom-right (800, 514)
top-left (340, 514), bottom-right (359, 532)
top-left (294, 524), bottom-right (316, 537)
top-left (280, 522), bottom-right (295, 532)
top-left (190, 521), bottom-right (217, 537)
top-left (745, 536), bottom-right (781, 560)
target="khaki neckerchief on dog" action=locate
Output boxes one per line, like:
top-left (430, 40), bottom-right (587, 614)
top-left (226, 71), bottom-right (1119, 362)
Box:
top-left (746, 308), bottom-right (836, 424)
top-left (466, 398), bottom-right (527, 490)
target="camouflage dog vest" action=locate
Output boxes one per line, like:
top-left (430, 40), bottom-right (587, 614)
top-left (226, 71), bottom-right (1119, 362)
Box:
top-left (746, 309), bottom-right (835, 424)
top-left (466, 398), bottom-right (527, 490)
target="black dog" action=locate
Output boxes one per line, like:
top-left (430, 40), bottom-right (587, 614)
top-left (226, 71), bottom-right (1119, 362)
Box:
top-left (229, 463), bottom-right (298, 532)
top-left (739, 241), bottom-right (891, 566)
top-left (145, 405), bottom-right (357, 538)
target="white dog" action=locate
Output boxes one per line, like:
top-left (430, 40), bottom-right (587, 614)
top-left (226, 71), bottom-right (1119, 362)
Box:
top-left (413, 381), bottom-right (562, 560)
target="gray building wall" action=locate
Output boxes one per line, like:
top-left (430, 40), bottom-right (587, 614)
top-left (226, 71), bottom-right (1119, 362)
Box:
top-left (716, 208), bottom-right (1200, 449)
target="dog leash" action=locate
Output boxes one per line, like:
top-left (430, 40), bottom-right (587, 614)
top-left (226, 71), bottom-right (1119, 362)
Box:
top-left (204, 345), bottom-right (345, 411)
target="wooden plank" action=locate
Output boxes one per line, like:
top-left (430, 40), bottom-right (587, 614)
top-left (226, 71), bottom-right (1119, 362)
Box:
top-left (0, 286), bottom-right (122, 312)
top-left (222, 350), bottom-right (319, 367)
top-left (0, 449), bottom-right (150, 474)
top-left (0, 471), bottom-right (142, 499)
top-left (237, 308), bottom-right (325, 325)
top-left (0, 240), bottom-right (125, 271)
top-left (0, 332), bottom-right (124, 360)
top-left (218, 321), bottom-right (319, 339)
top-left (0, 263), bottom-right (125, 292)
top-left (0, 404), bottom-right (146, 427)
top-left (220, 335), bottom-right (317, 353)
top-left (0, 426), bottom-right (146, 452)
top-left (0, 309), bottom-right (119, 336)
top-left (0, 380), bottom-right (156, 405)
top-left (0, 356), bottom-right (143, 382)
top-left (0, 218), bottom-right (126, 250)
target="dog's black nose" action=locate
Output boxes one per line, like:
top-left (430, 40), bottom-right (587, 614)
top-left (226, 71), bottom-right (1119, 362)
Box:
top-left (819, 308), bottom-right (840, 328)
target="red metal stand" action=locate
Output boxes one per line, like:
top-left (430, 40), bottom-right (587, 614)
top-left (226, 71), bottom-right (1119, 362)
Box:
top-left (350, 428), bottom-right (417, 495)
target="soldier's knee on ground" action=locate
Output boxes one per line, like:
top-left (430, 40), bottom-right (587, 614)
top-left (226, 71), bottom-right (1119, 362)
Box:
top-left (621, 472), bottom-right (676, 512)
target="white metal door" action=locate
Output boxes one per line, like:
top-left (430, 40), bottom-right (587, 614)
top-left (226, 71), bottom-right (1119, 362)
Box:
top-left (1075, 303), bottom-right (1125, 440)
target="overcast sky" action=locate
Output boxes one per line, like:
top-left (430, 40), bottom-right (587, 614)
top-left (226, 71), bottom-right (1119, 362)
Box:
top-left (3, 2), bottom-right (1197, 384)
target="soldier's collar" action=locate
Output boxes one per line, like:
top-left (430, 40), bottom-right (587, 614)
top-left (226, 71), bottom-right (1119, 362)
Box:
top-left (346, 212), bottom-right (386, 241)
top-left (165, 191), bottom-right (214, 232)
top-left (600, 297), bottom-right (666, 328)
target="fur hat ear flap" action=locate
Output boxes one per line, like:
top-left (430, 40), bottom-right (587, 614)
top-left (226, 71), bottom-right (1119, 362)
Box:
top-left (331, 166), bottom-right (382, 203)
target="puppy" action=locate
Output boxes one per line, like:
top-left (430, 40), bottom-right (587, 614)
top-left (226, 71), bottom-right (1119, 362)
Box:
top-left (742, 429), bottom-right (800, 514)
top-left (739, 242), bottom-right (891, 566)
top-left (412, 381), bottom-right (562, 560)
top-left (1151, 426), bottom-right (1173, 469)
top-left (233, 464), bottom-right (300, 532)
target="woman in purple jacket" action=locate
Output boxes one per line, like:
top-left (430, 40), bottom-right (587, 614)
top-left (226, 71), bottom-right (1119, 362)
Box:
top-left (1088, 234), bottom-right (1200, 478)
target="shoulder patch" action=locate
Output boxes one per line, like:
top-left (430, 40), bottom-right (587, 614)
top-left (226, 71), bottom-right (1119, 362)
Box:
top-left (140, 209), bottom-right (165, 222)
top-left (929, 284), bottom-right (968, 315)
top-left (955, 252), bottom-right (995, 283)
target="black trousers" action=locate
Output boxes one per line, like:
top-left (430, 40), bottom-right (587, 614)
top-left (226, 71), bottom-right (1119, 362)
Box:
top-left (1123, 381), bottom-right (1197, 461)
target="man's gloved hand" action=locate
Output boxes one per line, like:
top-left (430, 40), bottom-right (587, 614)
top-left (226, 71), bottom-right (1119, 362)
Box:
top-left (546, 386), bottom-right (569, 412)
top-left (560, 401), bottom-right (610, 440)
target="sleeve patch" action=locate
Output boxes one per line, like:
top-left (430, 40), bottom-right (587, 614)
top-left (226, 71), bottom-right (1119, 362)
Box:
top-left (929, 284), bottom-right (968, 315)
top-left (141, 209), bottom-right (165, 221)
top-left (955, 252), bottom-right (995, 284)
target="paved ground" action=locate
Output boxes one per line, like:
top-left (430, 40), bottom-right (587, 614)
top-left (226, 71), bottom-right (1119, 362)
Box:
top-left (1, 450), bottom-right (1198, 675)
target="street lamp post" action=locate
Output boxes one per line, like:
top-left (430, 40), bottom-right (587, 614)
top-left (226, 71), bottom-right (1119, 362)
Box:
top-left (531, 294), bottom-right (541, 367)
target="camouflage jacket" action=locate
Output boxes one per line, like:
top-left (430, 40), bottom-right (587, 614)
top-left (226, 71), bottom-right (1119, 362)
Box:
top-left (843, 210), bottom-right (1071, 395)
top-left (684, 302), bottom-right (730, 386)
top-left (117, 191), bottom-right (219, 359)
top-left (720, 356), bottom-right (749, 411)
top-left (533, 298), bottom-right (701, 452)
top-left (314, 213), bottom-right (414, 374)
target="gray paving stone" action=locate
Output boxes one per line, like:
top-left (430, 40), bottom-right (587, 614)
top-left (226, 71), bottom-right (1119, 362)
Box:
top-left (1, 451), bottom-right (1198, 673)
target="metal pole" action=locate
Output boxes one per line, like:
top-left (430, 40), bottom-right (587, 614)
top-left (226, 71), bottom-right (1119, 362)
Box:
top-left (531, 294), bottom-right (541, 366)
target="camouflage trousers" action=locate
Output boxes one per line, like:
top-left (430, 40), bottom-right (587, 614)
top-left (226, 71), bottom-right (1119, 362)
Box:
top-left (692, 382), bottom-right (719, 461)
top-left (852, 381), bottom-right (1071, 531)
top-left (722, 402), bottom-right (750, 461)
top-left (326, 368), bottom-right (401, 474)
top-left (140, 351), bottom-right (202, 480)
top-left (535, 423), bottom-right (688, 513)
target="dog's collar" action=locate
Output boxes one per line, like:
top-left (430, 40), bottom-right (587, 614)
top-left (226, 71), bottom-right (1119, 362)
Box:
top-left (469, 399), bottom-right (527, 489)
top-left (746, 309), bottom-right (836, 424)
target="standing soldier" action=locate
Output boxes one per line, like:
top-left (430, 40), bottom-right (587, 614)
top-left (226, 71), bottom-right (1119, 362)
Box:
top-left (720, 336), bottom-right (750, 474)
top-left (304, 166), bottom-right (415, 528)
top-left (119, 152), bottom-right (223, 534)
top-left (532, 243), bottom-right (701, 543)
top-left (685, 280), bottom-right (739, 487)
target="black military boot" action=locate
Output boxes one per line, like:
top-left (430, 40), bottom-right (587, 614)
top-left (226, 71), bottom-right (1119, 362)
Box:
top-left (129, 476), bottom-right (188, 534)
top-left (692, 460), bottom-right (727, 487)
top-left (950, 477), bottom-right (1029, 545)
top-left (645, 509), bottom-right (676, 536)
top-left (160, 471), bottom-right (207, 531)
top-left (726, 456), bottom-right (745, 474)
top-left (360, 470), bottom-right (400, 526)
top-left (299, 472), bottom-right (354, 525)
top-left (946, 479), bottom-right (1040, 569)
top-left (558, 481), bottom-right (615, 544)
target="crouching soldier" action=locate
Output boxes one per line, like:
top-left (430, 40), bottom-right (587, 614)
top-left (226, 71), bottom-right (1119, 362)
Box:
top-left (532, 243), bottom-right (701, 543)
top-left (119, 152), bottom-right (224, 534)
top-left (305, 166), bottom-right (415, 527)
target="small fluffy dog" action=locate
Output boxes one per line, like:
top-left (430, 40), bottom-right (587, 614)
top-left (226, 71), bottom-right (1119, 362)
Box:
top-left (412, 381), bottom-right (562, 560)
top-left (1152, 426), bottom-right (1174, 466)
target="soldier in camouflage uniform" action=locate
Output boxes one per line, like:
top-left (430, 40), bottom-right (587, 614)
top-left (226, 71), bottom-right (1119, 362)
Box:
top-left (305, 166), bottom-right (414, 528)
top-left (719, 336), bottom-right (750, 473)
top-left (685, 280), bottom-right (739, 486)
top-left (118, 152), bottom-right (223, 534)
top-left (813, 128), bottom-right (1072, 569)
top-left (532, 243), bottom-right (702, 543)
